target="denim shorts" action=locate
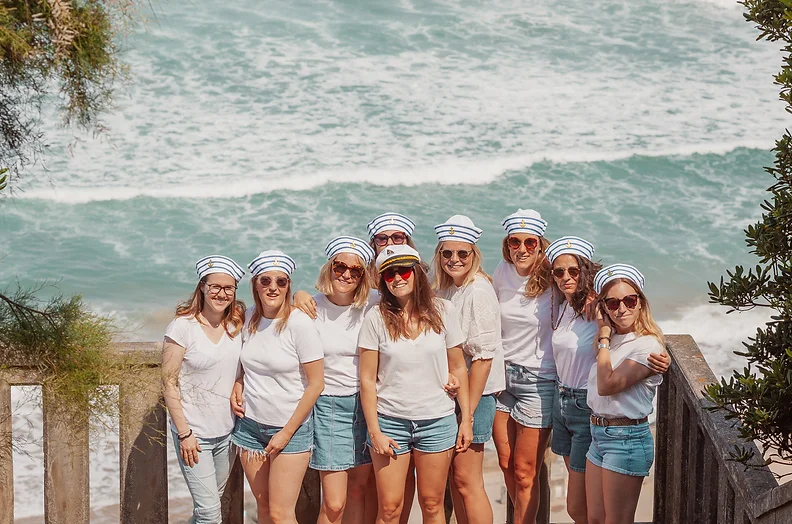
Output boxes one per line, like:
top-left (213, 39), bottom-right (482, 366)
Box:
top-left (586, 421), bottom-right (654, 477)
top-left (310, 393), bottom-right (372, 471)
top-left (369, 413), bottom-right (457, 455)
top-left (495, 363), bottom-right (555, 429)
top-left (466, 394), bottom-right (496, 444)
top-left (551, 385), bottom-right (592, 473)
top-left (232, 415), bottom-right (313, 456)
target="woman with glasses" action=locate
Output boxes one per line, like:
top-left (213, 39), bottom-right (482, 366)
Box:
top-left (310, 236), bottom-right (378, 524)
top-left (231, 250), bottom-right (325, 523)
top-left (162, 255), bottom-right (246, 524)
top-left (431, 215), bottom-right (504, 524)
top-left (358, 245), bottom-right (473, 524)
top-left (491, 209), bottom-right (555, 524)
top-left (586, 264), bottom-right (666, 524)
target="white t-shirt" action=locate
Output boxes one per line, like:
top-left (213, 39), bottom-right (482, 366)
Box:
top-left (586, 333), bottom-right (664, 419)
top-left (240, 308), bottom-right (324, 427)
top-left (357, 299), bottom-right (465, 420)
top-left (492, 261), bottom-right (556, 378)
top-left (164, 316), bottom-right (242, 438)
top-left (436, 275), bottom-right (506, 395)
top-left (312, 293), bottom-right (376, 396)
top-left (552, 301), bottom-right (598, 389)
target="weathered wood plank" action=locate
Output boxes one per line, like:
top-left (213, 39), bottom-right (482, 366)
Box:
top-left (297, 467), bottom-right (320, 523)
top-left (654, 361), bottom-right (670, 524)
top-left (717, 469), bottom-right (735, 524)
top-left (668, 378), bottom-right (685, 524)
top-left (43, 387), bottom-right (90, 524)
top-left (0, 377), bottom-right (13, 524)
top-left (701, 439), bottom-right (718, 523)
top-left (221, 454), bottom-right (244, 524)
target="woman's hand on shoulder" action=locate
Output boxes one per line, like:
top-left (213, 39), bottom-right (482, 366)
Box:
top-left (293, 290), bottom-right (318, 320)
top-left (648, 351), bottom-right (671, 375)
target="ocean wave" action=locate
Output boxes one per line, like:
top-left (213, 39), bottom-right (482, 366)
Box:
top-left (18, 140), bottom-right (773, 204)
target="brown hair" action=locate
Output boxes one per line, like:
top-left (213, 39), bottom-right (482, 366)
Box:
top-left (378, 264), bottom-right (444, 340)
top-left (248, 274), bottom-right (293, 335)
top-left (598, 278), bottom-right (665, 345)
top-left (551, 255), bottom-right (602, 316)
top-left (431, 243), bottom-right (491, 291)
top-left (315, 255), bottom-right (372, 309)
top-left (501, 236), bottom-right (552, 298)
top-left (175, 279), bottom-right (245, 338)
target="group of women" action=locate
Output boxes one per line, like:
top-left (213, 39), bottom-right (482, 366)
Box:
top-left (161, 209), bottom-right (670, 524)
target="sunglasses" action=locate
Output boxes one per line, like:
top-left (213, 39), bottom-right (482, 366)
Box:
top-left (332, 260), bottom-right (365, 280)
top-left (373, 232), bottom-right (408, 247)
top-left (507, 236), bottom-right (539, 251)
top-left (258, 276), bottom-right (290, 288)
top-left (441, 249), bottom-right (472, 260)
top-left (602, 294), bottom-right (640, 311)
top-left (552, 267), bottom-right (580, 279)
top-left (205, 283), bottom-right (238, 296)
top-left (382, 265), bottom-right (415, 283)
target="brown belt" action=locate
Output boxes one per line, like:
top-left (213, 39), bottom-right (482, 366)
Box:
top-left (590, 415), bottom-right (648, 427)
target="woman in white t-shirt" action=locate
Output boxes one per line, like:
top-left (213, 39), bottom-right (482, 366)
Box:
top-left (358, 245), bottom-right (473, 524)
top-left (162, 255), bottom-right (246, 524)
top-left (491, 209), bottom-right (555, 524)
top-left (586, 264), bottom-right (667, 524)
top-left (309, 236), bottom-right (377, 524)
top-left (431, 215), bottom-right (505, 524)
top-left (230, 250), bottom-right (325, 524)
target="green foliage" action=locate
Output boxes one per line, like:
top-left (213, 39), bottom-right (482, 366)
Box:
top-left (0, 1), bottom-right (137, 192)
top-left (705, 0), bottom-right (792, 470)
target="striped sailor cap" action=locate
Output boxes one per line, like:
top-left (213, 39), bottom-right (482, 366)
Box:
top-left (434, 215), bottom-right (483, 244)
top-left (195, 255), bottom-right (245, 282)
top-left (501, 209), bottom-right (547, 237)
top-left (325, 235), bottom-right (376, 265)
top-left (376, 245), bottom-right (421, 273)
top-left (367, 212), bottom-right (416, 238)
top-left (248, 250), bottom-right (296, 277)
top-left (546, 236), bottom-right (595, 263)
top-left (594, 264), bottom-right (645, 295)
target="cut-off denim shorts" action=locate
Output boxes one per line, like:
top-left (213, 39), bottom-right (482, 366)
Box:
top-left (586, 421), bottom-right (654, 477)
top-left (551, 384), bottom-right (592, 473)
top-left (369, 413), bottom-right (457, 455)
top-left (459, 394), bottom-right (497, 444)
top-left (232, 415), bottom-right (313, 456)
top-left (311, 393), bottom-right (372, 471)
top-left (495, 362), bottom-right (555, 429)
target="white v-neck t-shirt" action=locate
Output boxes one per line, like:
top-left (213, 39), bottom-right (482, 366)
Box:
top-left (357, 298), bottom-right (465, 420)
top-left (165, 316), bottom-right (243, 438)
top-left (313, 293), bottom-right (376, 396)
top-left (241, 308), bottom-right (324, 427)
top-left (492, 261), bottom-right (556, 378)
top-left (552, 302), bottom-right (598, 389)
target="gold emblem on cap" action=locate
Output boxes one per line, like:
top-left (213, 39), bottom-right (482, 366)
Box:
top-left (449, 227), bottom-right (455, 235)
top-left (520, 219), bottom-right (526, 228)
top-left (566, 240), bottom-right (572, 248)
top-left (389, 217), bottom-right (395, 224)
top-left (208, 259), bottom-right (214, 268)
top-left (350, 241), bottom-right (356, 248)
top-left (607, 270), bottom-right (613, 277)
top-left (273, 259), bottom-right (280, 266)
top-left (387, 249), bottom-right (394, 255)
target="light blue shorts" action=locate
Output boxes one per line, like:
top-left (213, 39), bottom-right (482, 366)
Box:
top-left (586, 422), bottom-right (654, 477)
top-left (232, 415), bottom-right (313, 456)
top-left (495, 362), bottom-right (555, 429)
top-left (551, 385), bottom-right (592, 473)
top-left (469, 394), bottom-right (497, 444)
top-left (369, 413), bottom-right (457, 455)
top-left (311, 393), bottom-right (372, 471)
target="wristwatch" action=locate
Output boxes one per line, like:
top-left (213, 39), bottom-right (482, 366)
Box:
top-left (597, 342), bottom-right (610, 351)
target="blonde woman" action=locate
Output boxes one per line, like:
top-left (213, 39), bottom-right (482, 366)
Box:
top-left (586, 264), bottom-right (666, 524)
top-left (310, 236), bottom-right (377, 524)
top-left (491, 209), bottom-right (555, 523)
top-left (162, 255), bottom-right (246, 524)
top-left (431, 215), bottom-right (504, 524)
top-left (231, 250), bottom-right (325, 524)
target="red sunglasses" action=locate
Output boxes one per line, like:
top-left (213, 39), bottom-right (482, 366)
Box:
top-left (382, 265), bottom-right (415, 283)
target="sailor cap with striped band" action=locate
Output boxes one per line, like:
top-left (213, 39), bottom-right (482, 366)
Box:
top-left (367, 212), bottom-right (416, 239)
top-left (434, 215), bottom-right (483, 244)
top-left (594, 264), bottom-right (645, 294)
top-left (501, 209), bottom-right (547, 237)
top-left (325, 236), bottom-right (376, 266)
top-left (375, 245), bottom-right (421, 273)
top-left (546, 236), bottom-right (595, 263)
top-left (248, 250), bottom-right (296, 277)
top-left (196, 255), bottom-right (245, 282)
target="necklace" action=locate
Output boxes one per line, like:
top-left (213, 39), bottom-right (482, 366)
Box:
top-left (552, 299), bottom-right (568, 331)
top-left (199, 313), bottom-right (222, 329)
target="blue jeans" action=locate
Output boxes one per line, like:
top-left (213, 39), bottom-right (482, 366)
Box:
top-left (551, 385), bottom-right (592, 473)
top-left (172, 430), bottom-right (234, 524)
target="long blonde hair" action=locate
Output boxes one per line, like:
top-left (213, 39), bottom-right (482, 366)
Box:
top-left (598, 278), bottom-right (665, 345)
top-left (431, 243), bottom-right (490, 291)
top-left (315, 255), bottom-right (372, 309)
top-left (248, 274), bottom-right (293, 335)
top-left (501, 236), bottom-right (552, 298)
top-left (175, 279), bottom-right (245, 338)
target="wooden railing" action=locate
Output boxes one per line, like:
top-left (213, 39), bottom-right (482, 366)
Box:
top-left (3, 336), bottom-right (792, 523)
